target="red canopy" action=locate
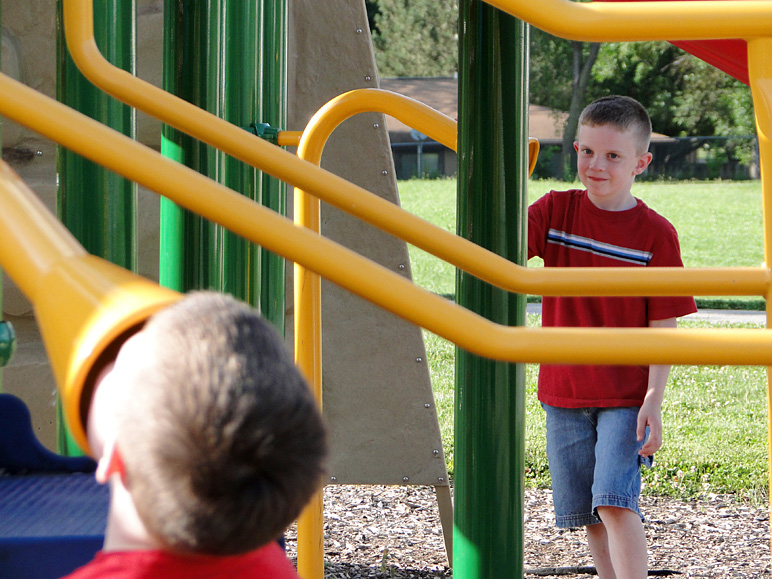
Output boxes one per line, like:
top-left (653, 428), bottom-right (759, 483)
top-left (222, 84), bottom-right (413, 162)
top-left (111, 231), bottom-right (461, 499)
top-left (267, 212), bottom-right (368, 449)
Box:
top-left (598, 0), bottom-right (749, 85)
top-left (669, 39), bottom-right (748, 85)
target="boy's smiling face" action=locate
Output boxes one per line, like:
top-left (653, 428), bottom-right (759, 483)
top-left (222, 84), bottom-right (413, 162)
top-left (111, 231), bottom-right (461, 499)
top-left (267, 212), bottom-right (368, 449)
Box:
top-left (574, 123), bottom-right (652, 211)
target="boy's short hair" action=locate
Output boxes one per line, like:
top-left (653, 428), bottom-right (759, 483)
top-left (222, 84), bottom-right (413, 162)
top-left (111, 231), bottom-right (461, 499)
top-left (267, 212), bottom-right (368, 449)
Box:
top-left (578, 95), bottom-right (652, 154)
top-left (116, 292), bottom-right (327, 556)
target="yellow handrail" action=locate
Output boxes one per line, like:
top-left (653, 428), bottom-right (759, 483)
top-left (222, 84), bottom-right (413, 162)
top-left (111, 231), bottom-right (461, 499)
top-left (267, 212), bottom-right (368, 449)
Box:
top-left (60, 0), bottom-right (770, 299)
top-left (483, 0), bottom-right (772, 43)
top-left (3, 72), bottom-right (772, 367)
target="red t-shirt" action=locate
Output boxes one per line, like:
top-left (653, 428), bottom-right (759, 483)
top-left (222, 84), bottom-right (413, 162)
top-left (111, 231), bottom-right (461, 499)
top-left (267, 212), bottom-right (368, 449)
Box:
top-left (528, 190), bottom-right (697, 407)
top-left (61, 541), bottom-right (300, 579)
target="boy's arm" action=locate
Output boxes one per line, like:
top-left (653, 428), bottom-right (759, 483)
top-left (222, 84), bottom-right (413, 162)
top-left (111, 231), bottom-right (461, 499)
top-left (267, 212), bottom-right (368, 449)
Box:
top-left (637, 317), bottom-right (677, 456)
top-left (527, 193), bottom-right (552, 259)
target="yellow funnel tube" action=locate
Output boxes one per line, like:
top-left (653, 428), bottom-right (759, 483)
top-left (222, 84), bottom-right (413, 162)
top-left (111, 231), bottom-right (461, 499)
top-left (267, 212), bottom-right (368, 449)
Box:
top-left (0, 162), bottom-right (180, 453)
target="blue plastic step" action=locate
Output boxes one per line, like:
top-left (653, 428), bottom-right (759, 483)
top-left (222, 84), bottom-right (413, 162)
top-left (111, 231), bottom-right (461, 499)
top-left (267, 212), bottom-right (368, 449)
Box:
top-left (0, 473), bottom-right (109, 578)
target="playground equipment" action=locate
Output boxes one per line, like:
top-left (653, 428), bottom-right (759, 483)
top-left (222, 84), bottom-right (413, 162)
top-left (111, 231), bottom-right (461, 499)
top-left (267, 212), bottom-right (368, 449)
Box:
top-left (2, 0), bottom-right (772, 578)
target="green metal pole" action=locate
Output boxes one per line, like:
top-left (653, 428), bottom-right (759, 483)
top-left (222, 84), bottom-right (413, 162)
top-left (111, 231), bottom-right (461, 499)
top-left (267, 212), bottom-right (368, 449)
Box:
top-left (57, 0), bottom-right (137, 269)
top-left (260, 0), bottom-right (287, 334)
top-left (160, 0), bottom-right (262, 305)
top-left (160, 0), bottom-right (221, 292)
top-left (221, 1), bottom-right (262, 301)
top-left (454, 2), bottom-right (529, 577)
top-left (56, 0), bottom-right (136, 455)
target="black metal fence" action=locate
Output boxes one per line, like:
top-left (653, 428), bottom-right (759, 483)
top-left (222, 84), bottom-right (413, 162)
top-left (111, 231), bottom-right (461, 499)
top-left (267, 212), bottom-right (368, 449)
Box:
top-left (531, 136), bottom-right (759, 181)
top-left (392, 136), bottom-right (759, 181)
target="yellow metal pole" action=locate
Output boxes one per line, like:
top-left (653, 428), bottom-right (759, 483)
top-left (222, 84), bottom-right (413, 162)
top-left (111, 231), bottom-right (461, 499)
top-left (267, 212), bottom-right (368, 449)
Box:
top-left (747, 36), bottom-right (772, 558)
top-left (293, 122), bottom-right (325, 579)
top-left (482, 0), bottom-right (772, 42)
top-left (0, 162), bottom-right (86, 300)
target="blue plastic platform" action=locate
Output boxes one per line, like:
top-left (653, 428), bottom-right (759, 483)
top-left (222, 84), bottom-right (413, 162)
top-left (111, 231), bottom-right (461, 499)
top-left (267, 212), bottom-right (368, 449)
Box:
top-left (0, 473), bottom-right (109, 578)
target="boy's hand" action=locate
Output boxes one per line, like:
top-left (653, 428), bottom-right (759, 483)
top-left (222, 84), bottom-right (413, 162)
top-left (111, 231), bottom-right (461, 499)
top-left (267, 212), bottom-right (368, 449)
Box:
top-left (639, 318), bottom-right (676, 457)
top-left (637, 398), bottom-right (662, 456)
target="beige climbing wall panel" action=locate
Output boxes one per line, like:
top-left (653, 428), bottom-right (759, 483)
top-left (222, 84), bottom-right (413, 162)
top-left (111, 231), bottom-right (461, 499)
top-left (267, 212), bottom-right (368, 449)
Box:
top-left (288, 0), bottom-right (449, 487)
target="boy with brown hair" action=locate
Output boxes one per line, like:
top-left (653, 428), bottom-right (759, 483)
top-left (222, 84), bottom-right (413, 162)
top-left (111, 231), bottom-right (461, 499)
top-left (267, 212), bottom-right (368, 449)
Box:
top-left (64, 292), bottom-right (327, 578)
top-left (528, 95), bottom-right (696, 578)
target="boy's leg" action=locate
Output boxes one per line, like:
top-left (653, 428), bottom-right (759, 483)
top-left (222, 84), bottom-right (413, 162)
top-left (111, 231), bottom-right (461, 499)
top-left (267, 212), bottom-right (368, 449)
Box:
top-left (592, 407), bottom-right (649, 579)
top-left (543, 405), bottom-right (601, 529)
top-left (585, 522), bottom-right (616, 579)
top-left (595, 506), bottom-right (647, 579)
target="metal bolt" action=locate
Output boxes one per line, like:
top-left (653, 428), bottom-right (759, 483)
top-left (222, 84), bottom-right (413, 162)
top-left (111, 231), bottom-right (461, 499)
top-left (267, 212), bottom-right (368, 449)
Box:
top-left (373, 123), bottom-right (380, 129)
top-left (438, 477), bottom-right (445, 484)
top-left (330, 476), bottom-right (337, 482)
top-left (356, 28), bottom-right (363, 34)
top-left (403, 476), bottom-right (409, 483)
top-left (365, 75), bottom-right (372, 82)
top-left (424, 403), bottom-right (431, 409)
top-left (433, 449), bottom-right (440, 456)
top-left (416, 357), bottom-right (423, 363)
top-left (398, 263), bottom-right (406, 270)
top-left (381, 169), bottom-right (388, 176)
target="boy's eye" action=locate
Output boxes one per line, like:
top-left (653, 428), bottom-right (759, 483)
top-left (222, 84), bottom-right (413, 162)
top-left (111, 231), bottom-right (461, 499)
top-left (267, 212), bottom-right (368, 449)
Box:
top-left (608, 153), bottom-right (619, 159)
top-left (581, 148), bottom-right (592, 155)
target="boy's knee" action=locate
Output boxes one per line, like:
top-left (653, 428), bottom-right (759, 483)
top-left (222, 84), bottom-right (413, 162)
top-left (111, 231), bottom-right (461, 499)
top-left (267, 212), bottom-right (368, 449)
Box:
top-left (595, 505), bottom-right (639, 524)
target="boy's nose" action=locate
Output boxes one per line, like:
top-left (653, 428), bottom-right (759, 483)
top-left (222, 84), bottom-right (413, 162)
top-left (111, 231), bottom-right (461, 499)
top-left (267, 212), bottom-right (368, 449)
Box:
top-left (588, 156), bottom-right (605, 171)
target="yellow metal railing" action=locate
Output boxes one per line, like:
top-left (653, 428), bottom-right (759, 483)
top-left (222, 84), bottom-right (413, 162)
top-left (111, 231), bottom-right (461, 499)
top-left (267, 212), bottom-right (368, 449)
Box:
top-left (59, 0), bottom-right (771, 299)
top-left (485, 0), bottom-right (772, 42)
top-left (3, 67), bottom-right (767, 365)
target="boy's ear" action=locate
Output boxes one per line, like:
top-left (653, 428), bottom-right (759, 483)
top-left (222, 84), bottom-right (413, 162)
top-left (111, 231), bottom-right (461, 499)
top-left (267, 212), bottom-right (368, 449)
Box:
top-left (95, 438), bottom-right (126, 484)
top-left (635, 152), bottom-right (653, 175)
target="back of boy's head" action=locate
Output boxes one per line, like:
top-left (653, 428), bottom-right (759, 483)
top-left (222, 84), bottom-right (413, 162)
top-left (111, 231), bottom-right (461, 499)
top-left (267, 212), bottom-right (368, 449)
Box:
top-left (116, 292), bottom-right (327, 556)
top-left (579, 95), bottom-right (652, 154)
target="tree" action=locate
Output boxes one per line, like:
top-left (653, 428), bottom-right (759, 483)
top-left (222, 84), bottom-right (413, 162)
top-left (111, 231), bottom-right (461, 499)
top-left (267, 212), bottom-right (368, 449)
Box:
top-left (371, 0), bottom-right (458, 78)
top-left (365, 0), bottom-right (380, 35)
top-left (530, 30), bottom-right (599, 180)
top-left (562, 42), bottom-right (600, 180)
top-left (529, 28), bottom-right (575, 111)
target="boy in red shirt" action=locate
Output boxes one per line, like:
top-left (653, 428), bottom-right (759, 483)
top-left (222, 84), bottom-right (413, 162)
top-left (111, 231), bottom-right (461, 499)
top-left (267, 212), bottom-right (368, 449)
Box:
top-left (528, 96), bottom-right (696, 578)
top-left (64, 292), bottom-right (327, 578)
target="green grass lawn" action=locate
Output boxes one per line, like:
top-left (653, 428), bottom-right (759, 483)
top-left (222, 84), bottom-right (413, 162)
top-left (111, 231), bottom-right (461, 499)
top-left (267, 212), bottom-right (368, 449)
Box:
top-left (401, 178), bottom-right (769, 502)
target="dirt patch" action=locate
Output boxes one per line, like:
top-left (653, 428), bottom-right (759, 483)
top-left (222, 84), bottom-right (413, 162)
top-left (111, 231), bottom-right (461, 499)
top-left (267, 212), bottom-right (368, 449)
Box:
top-left (285, 485), bottom-right (770, 578)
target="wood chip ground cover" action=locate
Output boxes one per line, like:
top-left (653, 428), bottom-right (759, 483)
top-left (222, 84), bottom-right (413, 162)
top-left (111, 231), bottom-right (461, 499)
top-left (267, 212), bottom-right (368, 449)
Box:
top-left (285, 485), bottom-right (771, 578)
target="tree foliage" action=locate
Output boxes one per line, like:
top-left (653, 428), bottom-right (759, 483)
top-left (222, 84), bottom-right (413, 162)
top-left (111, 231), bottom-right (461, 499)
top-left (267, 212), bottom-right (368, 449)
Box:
top-left (365, 0), bottom-right (380, 35)
top-left (590, 41), bottom-right (756, 166)
top-left (591, 41), bottom-right (754, 139)
top-left (369, 0), bottom-right (458, 78)
top-left (531, 31), bottom-right (756, 177)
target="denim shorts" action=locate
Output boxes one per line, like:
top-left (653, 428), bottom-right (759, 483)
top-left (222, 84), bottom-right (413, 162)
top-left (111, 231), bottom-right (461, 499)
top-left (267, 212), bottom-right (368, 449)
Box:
top-left (543, 404), bottom-right (653, 529)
